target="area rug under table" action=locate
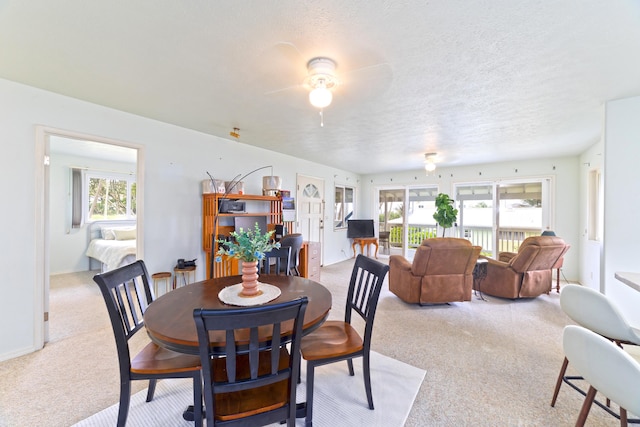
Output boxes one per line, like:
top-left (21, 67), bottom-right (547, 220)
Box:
top-left (73, 351), bottom-right (425, 427)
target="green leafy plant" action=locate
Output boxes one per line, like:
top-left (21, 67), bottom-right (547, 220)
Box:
top-left (215, 223), bottom-right (279, 262)
top-left (433, 193), bottom-right (458, 237)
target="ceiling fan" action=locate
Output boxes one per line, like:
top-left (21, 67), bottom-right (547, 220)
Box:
top-left (260, 42), bottom-right (393, 126)
top-left (305, 57), bottom-right (338, 110)
top-left (304, 57), bottom-right (338, 126)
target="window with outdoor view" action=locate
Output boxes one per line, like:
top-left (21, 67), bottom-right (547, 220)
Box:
top-left (334, 185), bottom-right (354, 229)
top-left (87, 172), bottom-right (137, 221)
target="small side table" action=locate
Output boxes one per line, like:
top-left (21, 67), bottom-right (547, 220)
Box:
top-left (173, 265), bottom-right (196, 289)
top-left (473, 259), bottom-right (488, 301)
top-left (351, 237), bottom-right (379, 259)
top-left (151, 272), bottom-right (172, 296)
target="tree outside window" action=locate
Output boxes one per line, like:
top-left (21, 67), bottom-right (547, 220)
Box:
top-left (87, 172), bottom-right (136, 221)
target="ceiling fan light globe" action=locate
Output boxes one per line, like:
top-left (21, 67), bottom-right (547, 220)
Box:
top-left (424, 161), bottom-right (436, 172)
top-left (309, 87), bottom-right (332, 108)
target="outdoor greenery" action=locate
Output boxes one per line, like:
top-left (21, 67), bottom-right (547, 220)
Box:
top-left (88, 177), bottom-right (136, 220)
top-left (389, 225), bottom-right (436, 247)
top-left (215, 223), bottom-right (279, 262)
top-left (433, 193), bottom-right (458, 237)
top-left (379, 202), bottom-right (403, 224)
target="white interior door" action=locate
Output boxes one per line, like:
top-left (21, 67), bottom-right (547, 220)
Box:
top-left (296, 175), bottom-right (324, 262)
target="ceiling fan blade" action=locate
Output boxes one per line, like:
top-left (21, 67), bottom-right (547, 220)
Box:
top-left (341, 62), bottom-right (393, 86)
top-left (338, 62), bottom-right (393, 103)
top-left (256, 41), bottom-right (308, 96)
top-left (264, 83), bottom-right (304, 96)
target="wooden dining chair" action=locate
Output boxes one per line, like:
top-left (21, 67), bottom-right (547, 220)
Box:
top-left (300, 254), bottom-right (390, 426)
top-left (261, 246), bottom-right (291, 275)
top-left (551, 284), bottom-right (640, 422)
top-left (93, 260), bottom-right (202, 427)
top-left (563, 325), bottom-right (640, 426)
top-left (193, 297), bottom-right (308, 427)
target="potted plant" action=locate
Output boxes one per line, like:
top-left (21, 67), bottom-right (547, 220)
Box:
top-left (216, 223), bottom-right (279, 296)
top-left (433, 193), bottom-right (458, 237)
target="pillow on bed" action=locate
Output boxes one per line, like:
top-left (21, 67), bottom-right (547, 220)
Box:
top-left (101, 226), bottom-right (136, 240)
top-left (113, 228), bottom-right (136, 240)
top-left (101, 227), bottom-right (117, 240)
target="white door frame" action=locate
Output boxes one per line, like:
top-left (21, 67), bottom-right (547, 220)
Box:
top-left (34, 126), bottom-right (145, 349)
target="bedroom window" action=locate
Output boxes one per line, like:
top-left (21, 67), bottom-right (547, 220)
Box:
top-left (334, 185), bottom-right (354, 229)
top-left (86, 172), bottom-right (137, 221)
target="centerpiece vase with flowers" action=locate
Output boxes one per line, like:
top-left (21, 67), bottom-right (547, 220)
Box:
top-left (216, 223), bottom-right (280, 297)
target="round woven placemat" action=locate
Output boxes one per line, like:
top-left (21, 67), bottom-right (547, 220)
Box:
top-left (218, 283), bottom-right (281, 306)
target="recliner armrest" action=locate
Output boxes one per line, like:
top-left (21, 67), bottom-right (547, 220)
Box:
top-left (389, 255), bottom-right (412, 272)
top-left (498, 251), bottom-right (517, 263)
top-left (482, 257), bottom-right (510, 269)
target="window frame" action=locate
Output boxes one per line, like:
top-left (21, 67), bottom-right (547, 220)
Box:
top-left (85, 170), bottom-right (137, 222)
top-left (334, 184), bottom-right (355, 230)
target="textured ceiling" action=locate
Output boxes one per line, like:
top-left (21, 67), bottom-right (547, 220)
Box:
top-left (1, 1), bottom-right (639, 174)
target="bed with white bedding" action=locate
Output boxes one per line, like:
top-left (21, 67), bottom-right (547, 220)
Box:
top-left (85, 221), bottom-right (137, 272)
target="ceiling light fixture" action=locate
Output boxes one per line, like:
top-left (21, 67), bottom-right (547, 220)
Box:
top-left (305, 57), bottom-right (338, 126)
top-left (229, 127), bottom-right (240, 139)
top-left (309, 82), bottom-right (333, 109)
top-left (424, 152), bottom-right (437, 173)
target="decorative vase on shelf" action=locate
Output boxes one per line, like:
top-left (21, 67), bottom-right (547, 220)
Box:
top-left (240, 260), bottom-right (260, 297)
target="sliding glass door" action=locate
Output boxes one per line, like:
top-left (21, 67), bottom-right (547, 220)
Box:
top-left (456, 184), bottom-right (494, 255)
top-left (455, 178), bottom-right (552, 257)
top-left (378, 186), bottom-right (438, 259)
top-left (496, 181), bottom-right (548, 253)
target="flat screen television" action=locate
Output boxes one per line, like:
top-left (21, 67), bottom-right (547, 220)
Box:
top-left (347, 219), bottom-right (375, 239)
top-left (234, 216), bottom-right (268, 234)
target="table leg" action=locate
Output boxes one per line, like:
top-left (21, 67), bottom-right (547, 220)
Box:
top-left (473, 261), bottom-right (488, 301)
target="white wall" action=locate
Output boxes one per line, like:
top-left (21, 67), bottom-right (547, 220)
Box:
top-left (49, 152), bottom-right (136, 274)
top-left (0, 78), bottom-right (357, 361)
top-left (360, 156), bottom-right (581, 281)
top-left (603, 96), bottom-right (640, 325)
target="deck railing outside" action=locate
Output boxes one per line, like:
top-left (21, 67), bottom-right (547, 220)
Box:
top-left (382, 223), bottom-right (540, 257)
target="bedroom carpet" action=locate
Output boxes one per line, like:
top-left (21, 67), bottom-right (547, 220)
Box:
top-left (72, 351), bottom-right (424, 427)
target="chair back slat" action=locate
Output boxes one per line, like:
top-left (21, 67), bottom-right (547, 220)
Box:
top-left (346, 255), bottom-right (389, 341)
top-left (347, 256), bottom-right (388, 322)
top-left (93, 260), bottom-right (153, 373)
top-left (224, 329), bottom-right (237, 382)
top-left (123, 278), bottom-right (143, 329)
top-left (193, 297), bottom-right (308, 425)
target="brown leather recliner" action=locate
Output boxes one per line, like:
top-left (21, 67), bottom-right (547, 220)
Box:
top-left (479, 236), bottom-right (568, 299)
top-left (499, 240), bottom-right (570, 293)
top-left (389, 238), bottom-right (481, 305)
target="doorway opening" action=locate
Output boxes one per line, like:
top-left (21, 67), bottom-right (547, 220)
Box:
top-left (35, 126), bottom-right (143, 347)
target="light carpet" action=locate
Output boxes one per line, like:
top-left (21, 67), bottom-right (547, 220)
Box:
top-left (72, 351), bottom-right (425, 427)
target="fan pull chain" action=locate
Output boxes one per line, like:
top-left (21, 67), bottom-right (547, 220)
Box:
top-left (319, 109), bottom-right (324, 127)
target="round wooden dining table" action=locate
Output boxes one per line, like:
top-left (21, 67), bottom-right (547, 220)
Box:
top-left (144, 274), bottom-right (332, 355)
